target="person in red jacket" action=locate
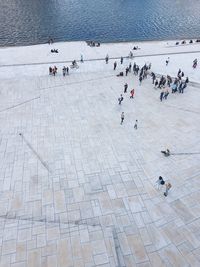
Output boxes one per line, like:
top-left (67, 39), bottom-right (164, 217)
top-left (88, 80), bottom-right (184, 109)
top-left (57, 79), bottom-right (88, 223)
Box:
top-left (130, 89), bottom-right (135, 98)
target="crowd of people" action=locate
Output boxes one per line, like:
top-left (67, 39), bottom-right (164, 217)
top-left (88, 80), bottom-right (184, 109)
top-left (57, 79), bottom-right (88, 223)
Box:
top-left (150, 67), bottom-right (190, 102)
top-left (46, 41), bottom-right (199, 198)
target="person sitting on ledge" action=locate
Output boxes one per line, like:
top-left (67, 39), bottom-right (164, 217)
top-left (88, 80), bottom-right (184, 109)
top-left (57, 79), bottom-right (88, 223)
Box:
top-left (72, 60), bottom-right (77, 66)
top-left (161, 149), bottom-right (170, 157)
top-left (133, 46), bottom-right (140, 50)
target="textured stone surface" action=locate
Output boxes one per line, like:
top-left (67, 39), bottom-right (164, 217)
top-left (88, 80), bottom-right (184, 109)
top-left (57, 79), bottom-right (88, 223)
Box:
top-left (0, 40), bottom-right (200, 266)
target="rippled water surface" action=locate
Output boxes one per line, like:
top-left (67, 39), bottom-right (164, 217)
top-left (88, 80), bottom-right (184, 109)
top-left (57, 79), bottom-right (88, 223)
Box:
top-left (0, 0), bottom-right (200, 46)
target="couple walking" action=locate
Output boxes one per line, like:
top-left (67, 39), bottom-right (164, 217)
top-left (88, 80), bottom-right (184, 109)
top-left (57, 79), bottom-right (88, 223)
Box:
top-left (120, 113), bottom-right (138, 129)
top-left (155, 176), bottom-right (172, 196)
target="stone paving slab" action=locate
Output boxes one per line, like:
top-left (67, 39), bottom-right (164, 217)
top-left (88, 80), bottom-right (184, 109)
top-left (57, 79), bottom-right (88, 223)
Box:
top-left (0, 43), bottom-right (200, 266)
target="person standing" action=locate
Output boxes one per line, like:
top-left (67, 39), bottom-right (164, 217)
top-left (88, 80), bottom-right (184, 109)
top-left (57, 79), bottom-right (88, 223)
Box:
top-left (66, 67), bottom-right (69, 75)
top-left (49, 66), bottom-right (52, 75)
top-left (62, 66), bottom-right (66, 76)
top-left (118, 94), bottom-right (124, 105)
top-left (124, 83), bottom-right (128, 93)
top-left (193, 59), bottom-right (197, 68)
top-left (160, 91), bottom-right (164, 102)
top-left (151, 72), bottom-right (156, 84)
top-left (80, 54), bottom-right (84, 63)
top-left (177, 69), bottom-right (181, 77)
top-left (166, 57), bottom-right (170, 66)
top-left (130, 89), bottom-right (135, 98)
top-left (134, 120), bottom-right (138, 129)
top-left (155, 176), bottom-right (165, 190)
top-left (139, 75), bottom-right (142, 85)
top-left (125, 67), bottom-right (129, 76)
top-left (120, 57), bottom-right (123, 64)
top-left (164, 182), bottom-right (172, 196)
top-left (181, 82), bottom-right (187, 93)
top-left (105, 55), bottom-right (109, 64)
top-left (114, 61), bottom-right (117, 70)
top-left (164, 89), bottom-right (169, 100)
top-left (154, 79), bottom-right (158, 88)
top-left (185, 77), bottom-right (189, 84)
top-left (129, 63), bottom-right (132, 72)
top-left (121, 112), bottom-right (125, 125)
top-left (53, 67), bottom-right (56, 76)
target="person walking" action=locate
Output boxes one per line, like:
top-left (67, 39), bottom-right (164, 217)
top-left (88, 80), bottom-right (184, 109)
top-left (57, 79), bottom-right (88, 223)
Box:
top-left (164, 89), bottom-right (169, 100)
top-left (118, 94), bottom-right (124, 105)
top-left (134, 120), bottom-right (138, 129)
top-left (164, 182), bottom-right (172, 196)
top-left (125, 67), bottom-right (129, 76)
top-left (130, 89), bottom-right (135, 98)
top-left (155, 176), bottom-right (165, 190)
top-left (62, 66), bottom-right (66, 76)
top-left (166, 57), bottom-right (170, 66)
top-left (120, 57), bottom-right (123, 64)
top-left (160, 91), bottom-right (164, 102)
top-left (66, 66), bottom-right (69, 75)
top-left (80, 54), bottom-right (84, 63)
top-left (124, 83), bottom-right (128, 93)
top-left (121, 112), bottom-right (125, 125)
top-left (114, 61), bottom-right (117, 70)
top-left (129, 63), bottom-right (132, 72)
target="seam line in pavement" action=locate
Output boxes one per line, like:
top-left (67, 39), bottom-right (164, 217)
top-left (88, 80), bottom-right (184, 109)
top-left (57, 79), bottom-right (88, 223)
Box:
top-left (0, 50), bottom-right (200, 68)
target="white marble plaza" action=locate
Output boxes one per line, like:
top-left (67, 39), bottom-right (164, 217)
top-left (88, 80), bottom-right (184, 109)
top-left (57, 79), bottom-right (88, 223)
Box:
top-left (0, 40), bottom-right (200, 267)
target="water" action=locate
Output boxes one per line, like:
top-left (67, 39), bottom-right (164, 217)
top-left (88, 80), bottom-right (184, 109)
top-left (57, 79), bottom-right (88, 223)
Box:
top-left (0, 0), bottom-right (200, 46)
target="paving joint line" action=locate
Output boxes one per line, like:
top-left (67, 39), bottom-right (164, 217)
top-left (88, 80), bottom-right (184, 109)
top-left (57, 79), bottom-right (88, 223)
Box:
top-left (0, 50), bottom-right (200, 68)
top-left (19, 133), bottom-right (52, 174)
top-left (0, 96), bottom-right (40, 112)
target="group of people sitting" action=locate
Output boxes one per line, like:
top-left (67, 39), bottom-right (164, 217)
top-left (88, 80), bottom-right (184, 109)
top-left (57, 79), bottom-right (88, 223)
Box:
top-left (175, 39), bottom-right (200, 45)
top-left (133, 46), bottom-right (140, 50)
top-left (48, 38), bottom-right (54, 44)
top-left (161, 149), bottom-right (170, 157)
top-left (51, 49), bottom-right (58, 53)
top-left (86, 41), bottom-right (100, 47)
